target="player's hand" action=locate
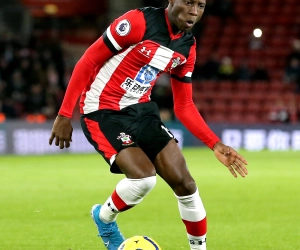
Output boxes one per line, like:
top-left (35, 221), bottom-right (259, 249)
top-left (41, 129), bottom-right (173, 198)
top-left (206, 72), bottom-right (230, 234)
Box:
top-left (49, 114), bottom-right (73, 149)
top-left (213, 141), bottom-right (248, 178)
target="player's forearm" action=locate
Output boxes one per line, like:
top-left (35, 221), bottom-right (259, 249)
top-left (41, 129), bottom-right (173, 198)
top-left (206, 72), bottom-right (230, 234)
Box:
top-left (174, 102), bottom-right (220, 149)
top-left (171, 78), bottom-right (220, 149)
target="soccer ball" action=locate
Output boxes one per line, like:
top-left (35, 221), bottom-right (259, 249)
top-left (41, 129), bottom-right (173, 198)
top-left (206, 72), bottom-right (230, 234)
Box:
top-left (118, 235), bottom-right (162, 250)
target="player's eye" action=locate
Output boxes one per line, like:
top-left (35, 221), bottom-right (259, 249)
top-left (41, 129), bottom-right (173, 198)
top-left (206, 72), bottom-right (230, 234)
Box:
top-left (198, 4), bottom-right (205, 9)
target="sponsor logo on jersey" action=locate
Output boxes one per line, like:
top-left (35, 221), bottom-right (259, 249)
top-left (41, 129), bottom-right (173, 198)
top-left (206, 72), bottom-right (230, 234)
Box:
top-left (117, 132), bottom-right (134, 145)
top-left (116, 19), bottom-right (131, 36)
top-left (121, 77), bottom-right (151, 96)
top-left (135, 65), bottom-right (159, 84)
top-left (139, 46), bottom-right (152, 57)
top-left (121, 65), bottom-right (160, 96)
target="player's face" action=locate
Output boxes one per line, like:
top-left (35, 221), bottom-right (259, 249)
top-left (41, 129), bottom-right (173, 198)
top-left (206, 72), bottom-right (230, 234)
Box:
top-left (168, 0), bottom-right (206, 33)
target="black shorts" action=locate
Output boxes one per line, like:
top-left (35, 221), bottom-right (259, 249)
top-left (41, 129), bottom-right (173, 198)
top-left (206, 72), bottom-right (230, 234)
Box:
top-left (80, 102), bottom-right (177, 174)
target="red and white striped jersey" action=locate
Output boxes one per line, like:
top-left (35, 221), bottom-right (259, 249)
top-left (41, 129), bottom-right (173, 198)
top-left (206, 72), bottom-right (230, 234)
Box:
top-left (79, 7), bottom-right (196, 113)
top-left (59, 7), bottom-right (220, 149)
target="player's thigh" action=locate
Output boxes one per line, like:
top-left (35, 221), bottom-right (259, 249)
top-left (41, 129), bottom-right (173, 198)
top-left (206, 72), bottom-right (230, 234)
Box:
top-left (154, 140), bottom-right (196, 196)
top-left (115, 147), bottom-right (156, 179)
top-left (137, 113), bottom-right (176, 162)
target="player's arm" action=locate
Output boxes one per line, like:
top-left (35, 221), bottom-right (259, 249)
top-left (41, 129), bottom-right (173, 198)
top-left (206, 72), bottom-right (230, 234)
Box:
top-left (170, 76), bottom-right (248, 177)
top-left (59, 9), bottom-right (146, 119)
top-left (48, 37), bottom-right (112, 149)
top-left (170, 45), bottom-right (248, 177)
top-left (49, 9), bottom-right (146, 149)
top-left (170, 76), bottom-right (220, 149)
top-left (170, 42), bottom-right (219, 149)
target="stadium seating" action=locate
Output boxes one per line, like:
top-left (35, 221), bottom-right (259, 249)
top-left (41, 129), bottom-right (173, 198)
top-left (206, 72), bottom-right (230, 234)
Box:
top-left (194, 0), bottom-right (300, 124)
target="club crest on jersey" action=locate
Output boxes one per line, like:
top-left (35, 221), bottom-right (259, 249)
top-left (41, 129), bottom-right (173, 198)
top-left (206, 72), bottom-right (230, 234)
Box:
top-left (117, 132), bottom-right (133, 145)
top-left (116, 20), bottom-right (131, 36)
top-left (171, 57), bottom-right (181, 69)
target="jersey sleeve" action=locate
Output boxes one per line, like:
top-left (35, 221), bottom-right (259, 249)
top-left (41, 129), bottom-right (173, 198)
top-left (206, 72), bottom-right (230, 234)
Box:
top-left (170, 43), bottom-right (220, 149)
top-left (58, 9), bottom-right (146, 118)
top-left (58, 36), bottom-right (113, 118)
top-left (102, 9), bottom-right (146, 53)
top-left (170, 39), bottom-right (196, 83)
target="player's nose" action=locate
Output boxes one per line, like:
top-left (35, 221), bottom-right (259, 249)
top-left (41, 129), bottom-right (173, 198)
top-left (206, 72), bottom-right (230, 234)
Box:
top-left (189, 5), bottom-right (198, 16)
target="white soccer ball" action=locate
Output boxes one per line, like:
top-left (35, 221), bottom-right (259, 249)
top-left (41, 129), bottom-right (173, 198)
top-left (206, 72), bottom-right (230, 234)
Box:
top-left (118, 235), bottom-right (162, 250)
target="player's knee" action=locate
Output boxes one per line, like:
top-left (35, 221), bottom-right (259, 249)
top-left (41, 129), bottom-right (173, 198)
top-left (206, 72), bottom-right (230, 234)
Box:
top-left (137, 176), bottom-right (157, 194)
top-left (136, 168), bottom-right (157, 179)
top-left (115, 177), bottom-right (157, 206)
top-left (127, 176), bottom-right (156, 204)
top-left (174, 179), bottom-right (197, 196)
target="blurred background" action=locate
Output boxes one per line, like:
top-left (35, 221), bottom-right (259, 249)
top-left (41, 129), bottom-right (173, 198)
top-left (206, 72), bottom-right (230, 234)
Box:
top-left (0, 0), bottom-right (300, 154)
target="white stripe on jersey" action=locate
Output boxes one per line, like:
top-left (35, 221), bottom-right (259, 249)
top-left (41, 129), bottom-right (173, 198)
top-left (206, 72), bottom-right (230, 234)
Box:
top-left (83, 45), bottom-right (135, 114)
top-left (119, 93), bottom-right (149, 110)
top-left (185, 72), bottom-right (192, 77)
top-left (119, 45), bottom-right (174, 109)
top-left (106, 27), bottom-right (122, 51)
top-left (149, 46), bottom-right (174, 70)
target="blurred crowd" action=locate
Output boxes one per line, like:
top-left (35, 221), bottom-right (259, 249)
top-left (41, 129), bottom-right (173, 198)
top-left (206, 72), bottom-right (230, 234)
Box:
top-left (193, 39), bottom-right (300, 89)
top-left (193, 53), bottom-right (271, 82)
top-left (284, 39), bottom-right (300, 88)
top-left (0, 31), bottom-right (66, 122)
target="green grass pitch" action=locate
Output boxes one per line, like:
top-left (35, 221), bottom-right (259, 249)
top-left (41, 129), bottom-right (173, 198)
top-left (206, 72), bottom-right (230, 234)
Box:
top-left (1, 148), bottom-right (299, 250)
